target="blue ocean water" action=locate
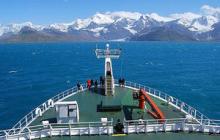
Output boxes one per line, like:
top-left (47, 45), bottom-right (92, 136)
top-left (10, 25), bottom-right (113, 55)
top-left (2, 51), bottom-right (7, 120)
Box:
top-left (0, 42), bottom-right (220, 129)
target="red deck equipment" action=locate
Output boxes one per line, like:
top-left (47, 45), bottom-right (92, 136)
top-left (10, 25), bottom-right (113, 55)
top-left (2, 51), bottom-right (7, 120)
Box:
top-left (139, 89), bottom-right (165, 122)
top-left (139, 94), bottom-right (145, 109)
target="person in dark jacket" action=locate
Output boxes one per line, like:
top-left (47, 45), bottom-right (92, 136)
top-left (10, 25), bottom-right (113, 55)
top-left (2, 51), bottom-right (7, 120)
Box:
top-left (114, 119), bottom-right (124, 134)
top-left (100, 76), bottom-right (103, 86)
top-left (122, 78), bottom-right (125, 87)
top-left (77, 82), bottom-right (81, 90)
top-left (91, 79), bottom-right (94, 87)
top-left (94, 80), bottom-right (98, 88)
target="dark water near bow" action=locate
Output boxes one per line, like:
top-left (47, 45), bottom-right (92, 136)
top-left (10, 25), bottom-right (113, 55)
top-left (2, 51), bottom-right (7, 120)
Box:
top-left (0, 42), bottom-right (220, 129)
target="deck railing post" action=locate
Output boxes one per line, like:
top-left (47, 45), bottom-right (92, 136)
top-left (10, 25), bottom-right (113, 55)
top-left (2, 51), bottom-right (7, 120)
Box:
top-left (69, 124), bottom-right (71, 136)
top-left (144, 121), bottom-right (147, 133)
top-left (180, 102), bottom-right (183, 112)
top-left (135, 121), bottom-right (138, 134)
top-left (31, 112), bottom-right (34, 120)
top-left (182, 119), bottom-right (186, 132)
top-left (107, 122), bottom-right (109, 135)
top-left (126, 121), bottom-right (129, 134)
top-left (208, 119), bottom-right (210, 125)
top-left (40, 130), bottom-right (42, 139)
top-left (201, 115), bottom-right (203, 124)
top-left (194, 110), bottom-right (197, 119)
top-left (25, 117), bottom-right (28, 126)
top-left (49, 124), bottom-right (52, 137)
top-left (164, 120), bottom-right (167, 132)
top-left (79, 128), bottom-right (81, 136)
top-left (19, 122), bottom-right (22, 129)
top-left (88, 123), bottom-right (90, 136)
top-left (188, 106), bottom-right (191, 114)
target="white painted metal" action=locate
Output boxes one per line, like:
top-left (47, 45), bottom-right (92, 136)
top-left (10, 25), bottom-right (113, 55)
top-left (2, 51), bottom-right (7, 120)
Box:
top-left (55, 101), bottom-right (79, 123)
top-left (95, 45), bottom-right (121, 59)
top-left (123, 118), bottom-right (220, 134)
top-left (95, 44), bottom-right (121, 96)
top-left (0, 121), bottom-right (113, 140)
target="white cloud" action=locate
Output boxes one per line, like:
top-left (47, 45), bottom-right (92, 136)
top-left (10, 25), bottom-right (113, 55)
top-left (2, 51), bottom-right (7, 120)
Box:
top-left (201, 5), bottom-right (220, 16)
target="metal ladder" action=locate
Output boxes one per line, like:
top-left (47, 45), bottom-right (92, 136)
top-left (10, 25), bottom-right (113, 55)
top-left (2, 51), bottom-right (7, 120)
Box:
top-left (105, 75), bottom-right (113, 96)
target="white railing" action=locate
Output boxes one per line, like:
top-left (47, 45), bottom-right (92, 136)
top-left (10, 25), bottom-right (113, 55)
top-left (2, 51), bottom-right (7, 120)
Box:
top-left (1, 79), bottom-right (219, 139)
top-left (0, 121), bottom-right (113, 140)
top-left (115, 80), bottom-right (214, 125)
top-left (124, 118), bottom-right (220, 134)
top-left (8, 84), bottom-right (87, 135)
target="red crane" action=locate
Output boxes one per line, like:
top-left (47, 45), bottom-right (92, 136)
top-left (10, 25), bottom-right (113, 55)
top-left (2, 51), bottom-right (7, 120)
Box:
top-left (139, 89), bottom-right (165, 123)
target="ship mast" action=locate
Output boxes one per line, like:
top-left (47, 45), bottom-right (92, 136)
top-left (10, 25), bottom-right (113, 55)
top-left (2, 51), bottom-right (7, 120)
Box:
top-left (95, 43), bottom-right (121, 96)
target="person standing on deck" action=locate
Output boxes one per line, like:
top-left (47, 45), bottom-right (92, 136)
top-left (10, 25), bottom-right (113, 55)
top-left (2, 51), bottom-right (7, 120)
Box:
top-left (122, 78), bottom-right (125, 87)
top-left (91, 79), bottom-right (94, 87)
top-left (77, 82), bottom-right (81, 90)
top-left (95, 80), bottom-right (98, 88)
top-left (100, 76), bottom-right (103, 86)
top-left (87, 79), bottom-right (91, 90)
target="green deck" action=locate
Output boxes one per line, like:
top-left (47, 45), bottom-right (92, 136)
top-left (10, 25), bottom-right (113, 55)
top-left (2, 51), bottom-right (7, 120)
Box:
top-left (30, 86), bottom-right (185, 126)
top-left (30, 86), bottom-right (219, 139)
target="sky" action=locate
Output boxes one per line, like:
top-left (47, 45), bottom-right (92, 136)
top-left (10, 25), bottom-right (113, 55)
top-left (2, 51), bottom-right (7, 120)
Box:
top-left (0, 0), bottom-right (220, 25)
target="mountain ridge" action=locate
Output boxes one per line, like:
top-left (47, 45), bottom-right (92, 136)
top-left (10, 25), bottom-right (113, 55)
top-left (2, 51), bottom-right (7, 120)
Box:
top-left (1, 5), bottom-right (220, 42)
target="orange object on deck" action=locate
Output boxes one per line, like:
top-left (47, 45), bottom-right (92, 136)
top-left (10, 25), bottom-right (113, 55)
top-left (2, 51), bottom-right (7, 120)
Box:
top-left (139, 94), bottom-right (145, 109)
top-left (139, 89), bottom-right (165, 122)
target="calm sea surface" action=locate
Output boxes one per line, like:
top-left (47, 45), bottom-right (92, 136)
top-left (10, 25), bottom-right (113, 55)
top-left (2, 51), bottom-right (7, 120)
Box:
top-left (0, 42), bottom-right (220, 129)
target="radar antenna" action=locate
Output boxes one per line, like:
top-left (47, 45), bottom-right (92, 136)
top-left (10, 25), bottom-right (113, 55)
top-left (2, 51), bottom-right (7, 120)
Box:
top-left (95, 44), bottom-right (121, 96)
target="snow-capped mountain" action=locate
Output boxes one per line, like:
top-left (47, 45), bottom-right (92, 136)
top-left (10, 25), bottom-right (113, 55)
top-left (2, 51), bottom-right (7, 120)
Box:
top-left (0, 22), bottom-right (43, 36)
top-left (1, 5), bottom-right (220, 42)
top-left (169, 12), bottom-right (219, 33)
top-left (147, 13), bottom-right (173, 22)
top-left (189, 15), bottom-right (218, 32)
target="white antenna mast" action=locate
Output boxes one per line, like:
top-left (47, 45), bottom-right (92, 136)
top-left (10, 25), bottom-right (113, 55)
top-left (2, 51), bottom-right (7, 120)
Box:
top-left (95, 44), bottom-right (121, 96)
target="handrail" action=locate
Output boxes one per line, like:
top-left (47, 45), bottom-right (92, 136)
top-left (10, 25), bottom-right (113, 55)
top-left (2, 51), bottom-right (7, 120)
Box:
top-left (124, 118), bottom-right (220, 126)
top-left (0, 120), bottom-right (113, 138)
top-left (123, 118), bottom-right (220, 134)
top-left (1, 79), bottom-right (219, 137)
